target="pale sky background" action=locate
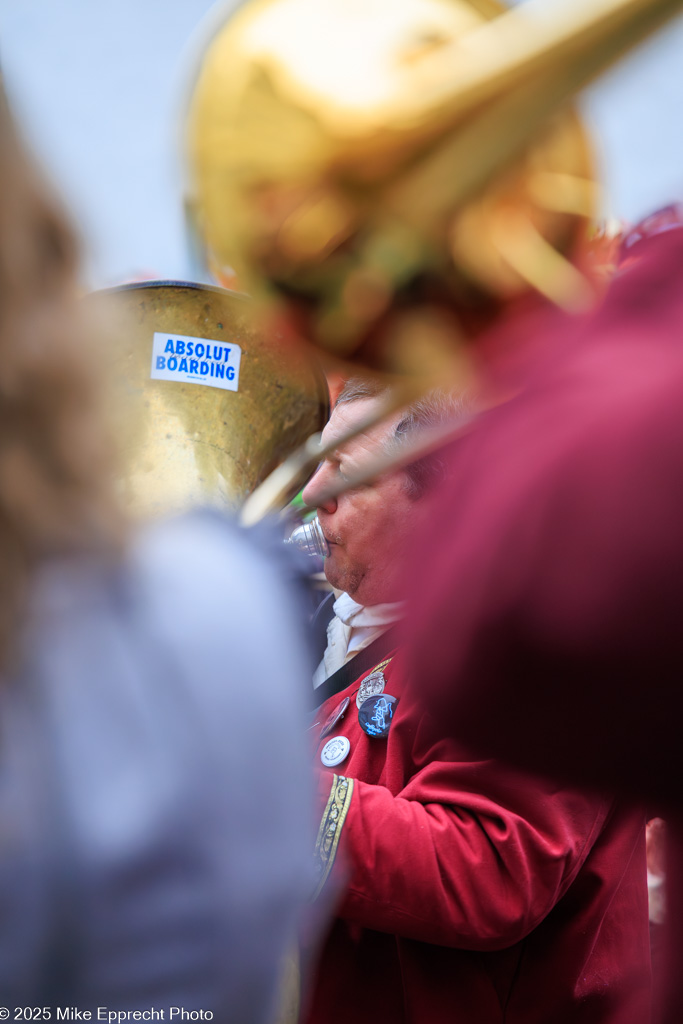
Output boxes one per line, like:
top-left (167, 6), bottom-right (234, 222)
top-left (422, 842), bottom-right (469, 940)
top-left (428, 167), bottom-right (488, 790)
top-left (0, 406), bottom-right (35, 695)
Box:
top-left (1, 0), bottom-right (683, 287)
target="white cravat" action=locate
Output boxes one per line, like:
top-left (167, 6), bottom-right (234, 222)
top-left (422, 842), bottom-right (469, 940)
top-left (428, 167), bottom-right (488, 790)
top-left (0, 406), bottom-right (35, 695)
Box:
top-left (312, 592), bottom-right (403, 688)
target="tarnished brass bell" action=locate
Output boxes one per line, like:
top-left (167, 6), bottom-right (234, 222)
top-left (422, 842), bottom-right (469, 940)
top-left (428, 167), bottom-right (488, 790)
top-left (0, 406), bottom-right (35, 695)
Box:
top-left (89, 281), bottom-right (328, 518)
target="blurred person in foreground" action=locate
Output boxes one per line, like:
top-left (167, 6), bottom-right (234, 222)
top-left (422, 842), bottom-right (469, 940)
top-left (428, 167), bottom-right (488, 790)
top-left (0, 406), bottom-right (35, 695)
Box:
top-left (0, 93), bottom-right (313, 1018)
top-left (301, 380), bottom-right (650, 1024)
top-left (403, 219), bottom-right (683, 1023)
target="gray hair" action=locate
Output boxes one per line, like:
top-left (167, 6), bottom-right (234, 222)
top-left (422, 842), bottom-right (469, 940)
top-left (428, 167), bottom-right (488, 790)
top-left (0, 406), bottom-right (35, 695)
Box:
top-left (336, 378), bottom-right (471, 498)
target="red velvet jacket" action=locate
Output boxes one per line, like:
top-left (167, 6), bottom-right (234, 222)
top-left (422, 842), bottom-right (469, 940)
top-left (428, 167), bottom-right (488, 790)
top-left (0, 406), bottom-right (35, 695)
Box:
top-left (306, 655), bottom-right (650, 1024)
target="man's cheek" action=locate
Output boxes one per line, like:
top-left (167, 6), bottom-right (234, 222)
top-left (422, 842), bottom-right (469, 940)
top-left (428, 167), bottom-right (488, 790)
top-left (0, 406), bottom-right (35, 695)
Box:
top-left (328, 544), bottom-right (346, 565)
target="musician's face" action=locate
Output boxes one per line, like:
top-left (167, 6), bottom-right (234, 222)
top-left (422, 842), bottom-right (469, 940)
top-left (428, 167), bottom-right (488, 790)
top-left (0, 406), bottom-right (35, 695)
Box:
top-left (301, 397), bottom-right (418, 605)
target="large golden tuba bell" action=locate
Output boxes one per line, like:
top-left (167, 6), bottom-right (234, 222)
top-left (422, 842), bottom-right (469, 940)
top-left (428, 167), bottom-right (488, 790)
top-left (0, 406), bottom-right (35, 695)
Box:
top-left (89, 281), bottom-right (328, 519)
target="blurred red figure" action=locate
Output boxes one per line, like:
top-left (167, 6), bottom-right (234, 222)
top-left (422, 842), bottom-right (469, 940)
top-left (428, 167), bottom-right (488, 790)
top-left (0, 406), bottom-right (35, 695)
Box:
top-left (404, 225), bottom-right (683, 1023)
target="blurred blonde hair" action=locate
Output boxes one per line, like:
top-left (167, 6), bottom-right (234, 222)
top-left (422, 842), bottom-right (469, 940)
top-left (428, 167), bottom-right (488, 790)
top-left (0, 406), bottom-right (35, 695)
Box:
top-left (0, 90), bottom-right (122, 667)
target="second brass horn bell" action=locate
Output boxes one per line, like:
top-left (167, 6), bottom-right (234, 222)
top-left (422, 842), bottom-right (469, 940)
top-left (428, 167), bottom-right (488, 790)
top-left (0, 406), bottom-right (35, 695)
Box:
top-left (91, 281), bottom-right (328, 518)
top-left (185, 0), bottom-right (683, 380)
top-left (184, 0), bottom-right (595, 375)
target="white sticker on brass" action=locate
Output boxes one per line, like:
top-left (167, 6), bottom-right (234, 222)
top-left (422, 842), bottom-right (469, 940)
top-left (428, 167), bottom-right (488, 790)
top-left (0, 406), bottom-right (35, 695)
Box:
top-left (150, 332), bottom-right (241, 392)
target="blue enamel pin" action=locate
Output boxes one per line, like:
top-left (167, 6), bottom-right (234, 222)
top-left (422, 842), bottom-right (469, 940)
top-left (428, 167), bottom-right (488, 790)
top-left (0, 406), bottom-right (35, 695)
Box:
top-left (358, 693), bottom-right (398, 738)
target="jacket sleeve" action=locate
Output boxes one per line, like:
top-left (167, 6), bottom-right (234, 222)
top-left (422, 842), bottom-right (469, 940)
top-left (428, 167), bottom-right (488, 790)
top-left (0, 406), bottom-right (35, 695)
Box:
top-left (316, 755), bottom-right (612, 951)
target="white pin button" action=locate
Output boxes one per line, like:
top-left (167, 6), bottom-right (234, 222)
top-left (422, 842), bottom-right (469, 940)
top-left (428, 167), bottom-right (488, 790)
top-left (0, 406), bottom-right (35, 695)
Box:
top-left (356, 669), bottom-right (386, 709)
top-left (320, 735), bottom-right (351, 767)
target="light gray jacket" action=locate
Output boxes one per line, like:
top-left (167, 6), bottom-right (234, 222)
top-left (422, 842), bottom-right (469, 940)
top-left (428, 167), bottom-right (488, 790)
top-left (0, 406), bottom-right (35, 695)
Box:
top-left (0, 512), bottom-right (313, 1021)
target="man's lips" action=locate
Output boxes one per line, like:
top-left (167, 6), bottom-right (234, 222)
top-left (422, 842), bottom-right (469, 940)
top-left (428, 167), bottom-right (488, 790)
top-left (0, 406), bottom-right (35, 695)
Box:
top-left (317, 517), bottom-right (340, 547)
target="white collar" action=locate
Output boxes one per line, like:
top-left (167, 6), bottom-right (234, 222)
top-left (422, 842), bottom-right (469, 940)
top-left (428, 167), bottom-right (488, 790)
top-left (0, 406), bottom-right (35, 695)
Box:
top-left (332, 591), bottom-right (404, 628)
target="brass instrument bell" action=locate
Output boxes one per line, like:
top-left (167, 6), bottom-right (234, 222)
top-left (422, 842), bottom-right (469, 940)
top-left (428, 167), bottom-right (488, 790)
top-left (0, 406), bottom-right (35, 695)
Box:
top-left (89, 281), bottom-right (328, 518)
top-left (185, 0), bottom-right (683, 380)
top-left (184, 0), bottom-right (596, 378)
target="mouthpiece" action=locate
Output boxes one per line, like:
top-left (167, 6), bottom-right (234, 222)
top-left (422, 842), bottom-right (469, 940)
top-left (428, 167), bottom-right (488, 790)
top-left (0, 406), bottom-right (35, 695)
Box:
top-left (286, 517), bottom-right (330, 559)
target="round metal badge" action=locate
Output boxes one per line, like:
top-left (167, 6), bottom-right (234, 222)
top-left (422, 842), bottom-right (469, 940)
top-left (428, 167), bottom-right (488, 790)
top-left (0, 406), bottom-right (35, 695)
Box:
top-left (358, 694), bottom-right (399, 738)
top-left (356, 669), bottom-right (386, 709)
top-left (320, 735), bottom-right (351, 767)
top-left (319, 696), bottom-right (350, 741)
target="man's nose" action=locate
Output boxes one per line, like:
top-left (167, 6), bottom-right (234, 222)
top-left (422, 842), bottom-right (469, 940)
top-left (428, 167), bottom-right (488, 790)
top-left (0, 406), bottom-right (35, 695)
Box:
top-left (302, 464), bottom-right (338, 514)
